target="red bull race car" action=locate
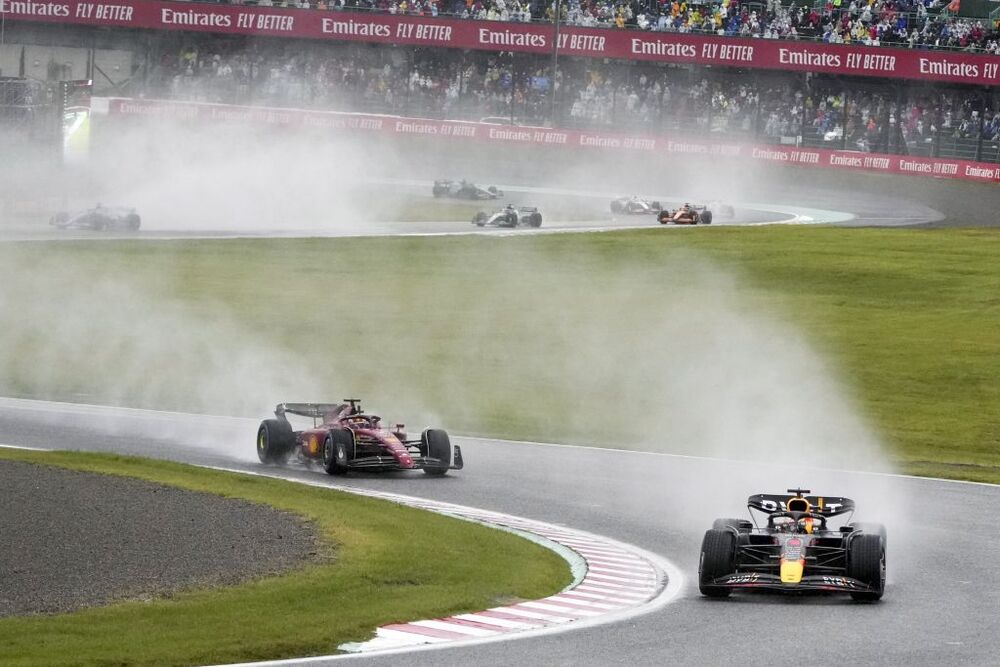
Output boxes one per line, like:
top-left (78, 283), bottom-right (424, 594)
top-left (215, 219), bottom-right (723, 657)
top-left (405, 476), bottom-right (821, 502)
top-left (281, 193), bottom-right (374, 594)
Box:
top-left (699, 488), bottom-right (886, 601)
top-left (256, 400), bottom-right (463, 476)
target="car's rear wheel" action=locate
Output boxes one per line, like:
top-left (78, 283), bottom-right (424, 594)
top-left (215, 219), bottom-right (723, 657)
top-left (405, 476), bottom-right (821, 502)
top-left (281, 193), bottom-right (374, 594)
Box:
top-left (257, 419), bottom-right (294, 465)
top-left (323, 428), bottom-right (352, 476)
top-left (421, 428), bottom-right (451, 476)
top-left (699, 529), bottom-right (736, 598)
top-left (847, 533), bottom-right (886, 602)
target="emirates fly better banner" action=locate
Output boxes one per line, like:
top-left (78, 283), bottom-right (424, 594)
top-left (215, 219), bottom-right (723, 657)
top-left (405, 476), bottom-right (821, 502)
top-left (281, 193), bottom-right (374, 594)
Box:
top-left (3, 0), bottom-right (1000, 85)
top-left (99, 97), bottom-right (1000, 183)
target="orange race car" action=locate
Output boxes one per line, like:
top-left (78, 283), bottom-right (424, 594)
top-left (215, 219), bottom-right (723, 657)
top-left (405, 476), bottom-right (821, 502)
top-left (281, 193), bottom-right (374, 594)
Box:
top-left (658, 203), bottom-right (713, 225)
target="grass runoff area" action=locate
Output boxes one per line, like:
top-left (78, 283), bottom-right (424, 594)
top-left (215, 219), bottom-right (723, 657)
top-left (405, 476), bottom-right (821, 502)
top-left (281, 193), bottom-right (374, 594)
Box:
top-left (0, 448), bottom-right (570, 666)
top-left (1, 225), bottom-right (998, 484)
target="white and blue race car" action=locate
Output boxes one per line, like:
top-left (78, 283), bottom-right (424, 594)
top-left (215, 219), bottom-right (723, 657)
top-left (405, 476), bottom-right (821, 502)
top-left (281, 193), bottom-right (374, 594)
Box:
top-left (472, 205), bottom-right (542, 228)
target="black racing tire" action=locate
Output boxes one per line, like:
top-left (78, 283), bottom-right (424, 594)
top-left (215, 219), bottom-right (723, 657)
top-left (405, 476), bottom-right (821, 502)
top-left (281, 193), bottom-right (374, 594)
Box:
top-left (712, 518), bottom-right (752, 533)
top-left (848, 533), bottom-right (886, 602)
top-left (700, 210), bottom-right (713, 225)
top-left (257, 419), bottom-right (295, 465)
top-left (126, 214), bottom-right (141, 231)
top-left (432, 184), bottom-right (446, 197)
top-left (658, 212), bottom-right (670, 225)
top-left (323, 428), bottom-right (353, 476)
top-left (421, 428), bottom-right (451, 476)
top-left (51, 211), bottom-right (69, 227)
top-left (699, 529), bottom-right (736, 598)
top-left (849, 522), bottom-right (888, 551)
top-left (502, 212), bottom-right (518, 228)
top-left (529, 212), bottom-right (542, 228)
top-left (610, 200), bottom-right (624, 214)
top-left (650, 201), bottom-right (662, 211)
top-left (472, 211), bottom-right (487, 226)
top-left (488, 186), bottom-right (499, 196)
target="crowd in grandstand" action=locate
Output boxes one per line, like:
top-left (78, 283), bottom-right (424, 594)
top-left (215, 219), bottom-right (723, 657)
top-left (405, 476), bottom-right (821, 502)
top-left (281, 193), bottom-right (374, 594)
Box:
top-left (145, 36), bottom-right (998, 162)
top-left (202, 0), bottom-right (1000, 52)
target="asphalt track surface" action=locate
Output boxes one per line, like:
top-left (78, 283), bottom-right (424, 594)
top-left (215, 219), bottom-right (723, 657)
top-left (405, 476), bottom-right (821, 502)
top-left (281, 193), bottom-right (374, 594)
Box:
top-left (1, 399), bottom-right (998, 667)
top-left (0, 182), bottom-right (834, 243)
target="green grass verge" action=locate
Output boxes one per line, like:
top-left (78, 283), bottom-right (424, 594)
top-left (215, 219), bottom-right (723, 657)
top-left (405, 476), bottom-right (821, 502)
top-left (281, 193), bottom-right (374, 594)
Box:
top-left (0, 448), bottom-right (571, 666)
top-left (0, 226), bottom-right (997, 484)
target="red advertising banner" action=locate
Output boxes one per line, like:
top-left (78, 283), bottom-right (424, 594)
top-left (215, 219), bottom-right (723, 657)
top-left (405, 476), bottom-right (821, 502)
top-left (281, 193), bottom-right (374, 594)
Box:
top-left (3, 1), bottom-right (999, 85)
top-left (98, 97), bottom-right (1000, 183)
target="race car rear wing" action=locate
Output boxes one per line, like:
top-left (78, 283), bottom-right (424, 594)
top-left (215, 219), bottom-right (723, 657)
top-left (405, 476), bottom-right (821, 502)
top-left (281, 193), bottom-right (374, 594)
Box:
top-left (747, 492), bottom-right (855, 517)
top-left (275, 402), bottom-right (350, 419)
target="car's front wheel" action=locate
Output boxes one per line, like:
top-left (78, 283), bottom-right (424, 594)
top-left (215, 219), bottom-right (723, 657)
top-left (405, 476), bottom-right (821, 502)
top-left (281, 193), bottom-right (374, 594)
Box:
top-left (699, 529), bottom-right (736, 597)
top-left (848, 533), bottom-right (886, 602)
top-left (712, 518), bottom-right (752, 533)
top-left (323, 428), bottom-right (352, 476)
top-left (848, 522), bottom-right (887, 551)
top-left (421, 428), bottom-right (451, 476)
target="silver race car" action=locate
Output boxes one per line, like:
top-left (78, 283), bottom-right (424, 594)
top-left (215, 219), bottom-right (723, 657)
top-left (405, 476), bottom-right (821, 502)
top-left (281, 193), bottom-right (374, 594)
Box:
top-left (50, 205), bottom-right (141, 231)
top-left (433, 179), bottom-right (503, 200)
top-left (472, 205), bottom-right (542, 228)
top-left (610, 196), bottom-right (662, 215)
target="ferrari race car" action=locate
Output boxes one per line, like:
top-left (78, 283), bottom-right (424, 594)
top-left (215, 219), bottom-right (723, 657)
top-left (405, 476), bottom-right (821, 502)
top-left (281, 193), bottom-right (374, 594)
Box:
top-left (610, 196), bottom-right (662, 215)
top-left (699, 488), bottom-right (886, 601)
top-left (472, 205), bottom-right (542, 228)
top-left (50, 205), bottom-right (141, 231)
top-left (433, 179), bottom-right (503, 200)
top-left (657, 204), bottom-right (713, 225)
top-left (256, 400), bottom-right (463, 476)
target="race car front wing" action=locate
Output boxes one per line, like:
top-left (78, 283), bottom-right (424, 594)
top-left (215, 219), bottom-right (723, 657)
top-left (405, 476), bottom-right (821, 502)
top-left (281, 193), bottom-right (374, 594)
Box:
top-left (346, 445), bottom-right (464, 471)
top-left (708, 572), bottom-right (875, 593)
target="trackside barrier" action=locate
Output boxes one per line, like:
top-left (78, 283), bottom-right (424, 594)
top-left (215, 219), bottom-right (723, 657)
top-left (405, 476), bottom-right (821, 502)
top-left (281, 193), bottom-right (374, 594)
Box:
top-left (97, 97), bottom-right (1000, 184)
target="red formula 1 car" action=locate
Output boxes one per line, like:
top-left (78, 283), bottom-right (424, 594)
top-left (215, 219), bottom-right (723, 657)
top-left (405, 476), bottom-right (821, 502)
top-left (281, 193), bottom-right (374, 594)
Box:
top-left (657, 204), bottom-right (713, 225)
top-left (256, 400), bottom-right (463, 476)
